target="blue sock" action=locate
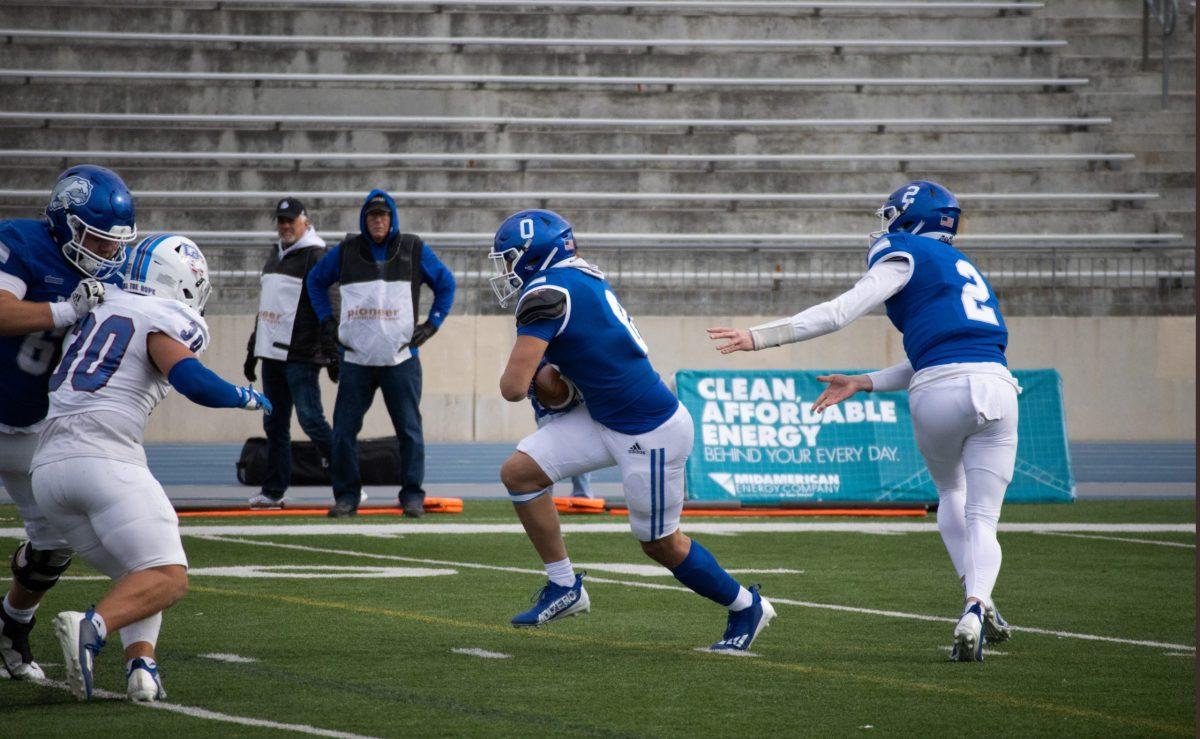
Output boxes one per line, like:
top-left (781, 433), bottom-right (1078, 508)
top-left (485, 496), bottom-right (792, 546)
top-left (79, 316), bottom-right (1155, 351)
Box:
top-left (670, 540), bottom-right (741, 607)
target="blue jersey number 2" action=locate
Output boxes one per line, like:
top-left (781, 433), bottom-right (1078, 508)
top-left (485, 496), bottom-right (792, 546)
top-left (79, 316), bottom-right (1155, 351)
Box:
top-left (48, 314), bottom-right (136, 393)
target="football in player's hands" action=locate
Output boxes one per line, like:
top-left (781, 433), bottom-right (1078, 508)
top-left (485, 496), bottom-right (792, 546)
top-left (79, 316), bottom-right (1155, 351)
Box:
top-left (534, 363), bottom-right (573, 409)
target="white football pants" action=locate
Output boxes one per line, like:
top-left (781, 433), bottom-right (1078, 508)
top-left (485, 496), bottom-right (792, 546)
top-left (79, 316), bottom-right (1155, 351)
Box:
top-left (32, 456), bottom-right (187, 649)
top-left (909, 373), bottom-right (1019, 606)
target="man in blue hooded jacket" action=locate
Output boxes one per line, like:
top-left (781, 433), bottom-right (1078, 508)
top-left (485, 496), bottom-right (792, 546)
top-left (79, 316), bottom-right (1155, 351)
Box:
top-left (307, 191), bottom-right (456, 518)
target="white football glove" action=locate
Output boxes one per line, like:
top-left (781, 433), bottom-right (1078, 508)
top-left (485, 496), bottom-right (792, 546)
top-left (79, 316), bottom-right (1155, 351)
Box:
top-left (68, 278), bottom-right (105, 321)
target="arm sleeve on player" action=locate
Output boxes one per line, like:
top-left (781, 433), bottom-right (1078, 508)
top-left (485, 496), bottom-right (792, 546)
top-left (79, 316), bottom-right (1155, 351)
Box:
top-left (748, 258), bottom-right (913, 349)
top-left (167, 357), bottom-right (246, 408)
top-left (305, 245), bottom-right (342, 322)
top-left (867, 360), bottom-right (915, 392)
top-left (419, 243), bottom-right (456, 328)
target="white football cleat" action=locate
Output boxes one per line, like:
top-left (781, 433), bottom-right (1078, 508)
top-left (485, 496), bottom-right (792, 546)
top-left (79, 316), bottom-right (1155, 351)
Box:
top-left (983, 603), bottom-right (1012, 644)
top-left (950, 602), bottom-right (984, 662)
top-left (53, 610), bottom-right (105, 701)
top-left (126, 657), bottom-right (167, 701)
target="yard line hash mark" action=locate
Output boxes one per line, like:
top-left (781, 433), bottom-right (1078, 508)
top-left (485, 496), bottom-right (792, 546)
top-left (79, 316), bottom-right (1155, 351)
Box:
top-left (196, 535), bottom-right (1195, 653)
top-left (452, 647), bottom-right (513, 659)
top-left (200, 653), bottom-right (260, 663)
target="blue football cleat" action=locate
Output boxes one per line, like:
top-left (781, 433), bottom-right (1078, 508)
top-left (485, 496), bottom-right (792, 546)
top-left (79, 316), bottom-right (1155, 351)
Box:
top-left (53, 609), bottom-right (106, 700)
top-left (511, 574), bottom-right (590, 628)
top-left (709, 586), bottom-right (776, 652)
top-left (950, 601), bottom-right (985, 662)
top-left (983, 603), bottom-right (1011, 644)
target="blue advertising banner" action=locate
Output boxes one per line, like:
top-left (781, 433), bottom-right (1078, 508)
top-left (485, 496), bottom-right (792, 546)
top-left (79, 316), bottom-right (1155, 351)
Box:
top-left (677, 369), bottom-right (1074, 504)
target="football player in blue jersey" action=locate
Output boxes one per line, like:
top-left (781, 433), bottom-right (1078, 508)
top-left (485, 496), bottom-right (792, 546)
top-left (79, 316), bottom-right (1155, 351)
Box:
top-left (0, 165), bottom-right (137, 679)
top-left (491, 210), bottom-right (775, 652)
top-left (709, 181), bottom-right (1019, 662)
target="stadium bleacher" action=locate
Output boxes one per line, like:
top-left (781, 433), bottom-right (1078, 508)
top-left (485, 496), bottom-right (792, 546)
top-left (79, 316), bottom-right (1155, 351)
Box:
top-left (0, 0), bottom-right (1192, 317)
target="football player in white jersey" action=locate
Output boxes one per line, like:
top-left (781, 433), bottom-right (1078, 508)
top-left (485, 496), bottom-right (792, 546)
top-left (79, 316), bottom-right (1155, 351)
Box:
top-left (31, 234), bottom-right (271, 701)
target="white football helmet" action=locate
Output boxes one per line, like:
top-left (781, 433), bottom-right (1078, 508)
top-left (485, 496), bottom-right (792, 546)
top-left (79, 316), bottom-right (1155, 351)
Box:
top-left (123, 234), bottom-right (212, 314)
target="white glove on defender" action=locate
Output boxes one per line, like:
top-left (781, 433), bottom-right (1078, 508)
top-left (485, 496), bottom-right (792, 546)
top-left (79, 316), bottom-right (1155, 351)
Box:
top-left (52, 278), bottom-right (106, 328)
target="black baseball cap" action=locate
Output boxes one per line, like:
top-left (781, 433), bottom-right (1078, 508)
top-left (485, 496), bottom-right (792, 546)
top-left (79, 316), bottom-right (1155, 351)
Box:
top-left (275, 197), bottom-right (306, 220)
top-left (364, 195), bottom-right (391, 215)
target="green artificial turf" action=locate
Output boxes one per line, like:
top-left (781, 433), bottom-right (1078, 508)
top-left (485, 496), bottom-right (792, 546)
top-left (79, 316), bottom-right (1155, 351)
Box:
top-left (0, 499), bottom-right (1193, 736)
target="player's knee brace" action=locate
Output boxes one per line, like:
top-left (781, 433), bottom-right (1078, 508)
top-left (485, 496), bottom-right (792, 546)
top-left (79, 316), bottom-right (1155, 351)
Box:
top-left (10, 541), bottom-right (73, 592)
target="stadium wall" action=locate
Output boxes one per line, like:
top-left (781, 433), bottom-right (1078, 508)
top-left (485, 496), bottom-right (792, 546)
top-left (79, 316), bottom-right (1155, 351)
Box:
top-left (144, 315), bottom-right (1196, 445)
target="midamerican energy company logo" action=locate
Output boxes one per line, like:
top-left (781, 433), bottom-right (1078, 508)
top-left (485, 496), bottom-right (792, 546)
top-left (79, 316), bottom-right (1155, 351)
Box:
top-left (709, 472), bottom-right (841, 497)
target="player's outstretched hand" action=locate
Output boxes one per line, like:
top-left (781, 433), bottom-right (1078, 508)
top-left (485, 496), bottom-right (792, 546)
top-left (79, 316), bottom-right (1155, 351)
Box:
top-left (813, 374), bottom-right (872, 413)
top-left (68, 278), bottom-right (105, 321)
top-left (236, 385), bottom-right (273, 415)
top-left (707, 327), bottom-right (754, 354)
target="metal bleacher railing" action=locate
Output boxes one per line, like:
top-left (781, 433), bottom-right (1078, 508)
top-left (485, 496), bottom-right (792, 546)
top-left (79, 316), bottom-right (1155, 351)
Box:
top-left (1142, 0), bottom-right (1181, 107)
top-left (0, 28), bottom-right (1068, 51)
top-left (0, 112), bottom-right (1117, 131)
top-left (0, 69), bottom-right (1091, 89)
top-left (0, 150), bottom-right (1137, 168)
top-left (0, 189), bottom-right (1160, 204)
top-left (199, 242), bottom-right (1195, 317)
top-left (22, 0), bottom-right (1046, 11)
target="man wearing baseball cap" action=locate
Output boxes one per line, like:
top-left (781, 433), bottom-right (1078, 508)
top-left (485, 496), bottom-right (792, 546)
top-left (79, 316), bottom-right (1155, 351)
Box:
top-left (243, 197), bottom-right (336, 509)
top-left (307, 189), bottom-right (456, 518)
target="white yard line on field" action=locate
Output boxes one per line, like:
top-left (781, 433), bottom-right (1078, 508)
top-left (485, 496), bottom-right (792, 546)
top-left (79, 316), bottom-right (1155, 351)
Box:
top-left (2, 522), bottom-right (1193, 539)
top-left (451, 648), bottom-right (512, 659)
top-left (1035, 532), bottom-right (1195, 549)
top-left (38, 679), bottom-right (379, 738)
top-left (200, 653), bottom-right (260, 663)
top-left (195, 535), bottom-right (1196, 654)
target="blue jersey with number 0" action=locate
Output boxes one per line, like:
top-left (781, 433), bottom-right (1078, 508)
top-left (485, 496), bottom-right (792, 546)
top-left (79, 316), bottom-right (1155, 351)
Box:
top-left (0, 219), bottom-right (118, 428)
top-left (516, 266), bottom-right (678, 435)
top-left (867, 232), bottom-right (1008, 371)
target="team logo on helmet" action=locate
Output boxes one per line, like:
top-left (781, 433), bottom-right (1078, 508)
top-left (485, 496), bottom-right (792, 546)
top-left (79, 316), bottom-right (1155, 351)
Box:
top-left (48, 176), bottom-right (93, 212)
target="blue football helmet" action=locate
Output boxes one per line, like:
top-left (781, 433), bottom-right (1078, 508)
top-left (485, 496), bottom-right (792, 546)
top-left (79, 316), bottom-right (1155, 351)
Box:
top-left (871, 180), bottom-right (960, 245)
top-left (46, 164), bottom-right (137, 279)
top-left (489, 209), bottom-right (577, 307)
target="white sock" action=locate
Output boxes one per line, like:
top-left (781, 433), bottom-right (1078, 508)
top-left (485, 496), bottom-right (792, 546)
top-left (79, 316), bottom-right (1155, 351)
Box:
top-left (2, 594), bottom-right (37, 624)
top-left (728, 586), bottom-right (754, 612)
top-left (544, 558), bottom-right (576, 587)
top-left (88, 611), bottom-right (108, 641)
top-left (120, 612), bottom-right (162, 651)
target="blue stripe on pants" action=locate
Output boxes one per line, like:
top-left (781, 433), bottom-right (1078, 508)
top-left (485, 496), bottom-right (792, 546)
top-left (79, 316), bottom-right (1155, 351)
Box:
top-left (656, 447), bottom-right (665, 538)
top-left (652, 446), bottom-right (662, 539)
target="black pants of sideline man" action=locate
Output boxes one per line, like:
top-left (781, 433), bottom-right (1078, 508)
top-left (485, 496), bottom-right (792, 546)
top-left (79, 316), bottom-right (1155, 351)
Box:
top-left (260, 358), bottom-right (333, 499)
top-left (330, 357), bottom-right (425, 508)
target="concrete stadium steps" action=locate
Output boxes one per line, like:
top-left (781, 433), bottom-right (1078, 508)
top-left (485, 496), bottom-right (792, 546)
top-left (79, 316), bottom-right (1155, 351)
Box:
top-left (0, 0), bottom-right (1191, 269)
top-left (0, 85), bottom-right (1117, 119)
top-left (0, 49), bottom-right (1069, 82)
top-left (0, 131), bottom-right (1145, 166)
top-left (1, 4), bottom-right (1049, 40)
top-left (0, 204), bottom-right (1180, 242)
top-left (0, 166), bottom-right (1177, 195)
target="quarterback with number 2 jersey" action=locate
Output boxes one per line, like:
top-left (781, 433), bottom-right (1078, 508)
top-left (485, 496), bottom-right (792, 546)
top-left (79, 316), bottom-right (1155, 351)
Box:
top-left (491, 210), bottom-right (774, 653)
top-left (709, 181), bottom-right (1019, 663)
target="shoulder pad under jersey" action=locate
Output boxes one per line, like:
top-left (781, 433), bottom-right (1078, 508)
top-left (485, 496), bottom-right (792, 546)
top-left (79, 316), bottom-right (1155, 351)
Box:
top-left (515, 286), bottom-right (569, 326)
